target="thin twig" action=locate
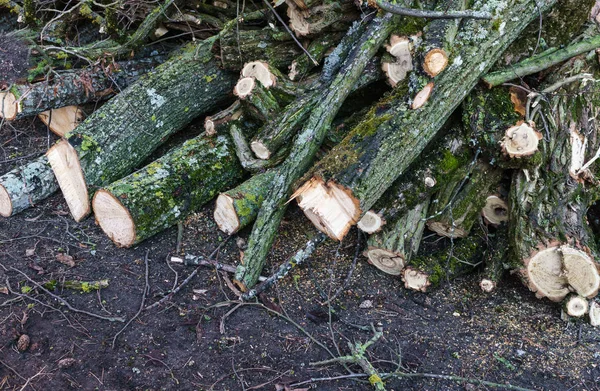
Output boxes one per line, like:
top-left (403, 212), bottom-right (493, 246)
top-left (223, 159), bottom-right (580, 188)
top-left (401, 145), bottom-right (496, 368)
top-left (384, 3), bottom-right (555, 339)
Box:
top-left (112, 250), bottom-right (150, 348)
top-left (145, 237), bottom-right (232, 310)
top-left (6, 265), bottom-right (124, 322)
top-left (322, 229), bottom-right (361, 305)
top-left (376, 0), bottom-right (492, 19)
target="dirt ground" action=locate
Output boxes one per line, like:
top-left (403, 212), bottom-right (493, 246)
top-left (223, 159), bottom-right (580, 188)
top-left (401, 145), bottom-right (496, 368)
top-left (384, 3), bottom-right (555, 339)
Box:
top-left (1, 118), bottom-right (600, 391)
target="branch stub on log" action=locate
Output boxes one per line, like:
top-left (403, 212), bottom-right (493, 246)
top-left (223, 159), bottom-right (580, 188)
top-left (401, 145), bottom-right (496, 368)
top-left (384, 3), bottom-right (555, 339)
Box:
top-left (412, 82), bottom-right (434, 110)
top-left (234, 77), bottom-right (256, 98)
top-left (423, 48), bottom-right (448, 77)
top-left (241, 61), bottom-right (276, 88)
top-left (501, 121), bottom-right (542, 158)
top-left (565, 295), bottom-right (588, 317)
top-left (402, 267), bottom-right (430, 292)
top-left (357, 210), bottom-right (385, 234)
top-left (214, 194), bottom-right (240, 235)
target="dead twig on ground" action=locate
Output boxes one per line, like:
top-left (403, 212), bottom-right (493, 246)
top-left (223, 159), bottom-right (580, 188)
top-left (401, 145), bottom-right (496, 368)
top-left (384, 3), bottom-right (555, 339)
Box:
top-left (112, 250), bottom-right (150, 348)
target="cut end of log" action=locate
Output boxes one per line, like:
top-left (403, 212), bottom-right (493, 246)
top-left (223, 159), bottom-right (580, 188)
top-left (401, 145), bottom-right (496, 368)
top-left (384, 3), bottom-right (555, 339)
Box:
top-left (46, 140), bottom-right (90, 222)
top-left (423, 49), bottom-right (448, 77)
top-left (412, 82), bottom-right (434, 110)
top-left (214, 193), bottom-right (240, 235)
top-left (286, 1), bottom-right (309, 37)
top-left (0, 184), bottom-right (13, 217)
top-left (38, 106), bottom-right (84, 137)
top-left (565, 295), bottom-right (588, 318)
top-left (293, 177), bottom-right (361, 241)
top-left (480, 279), bottom-right (496, 293)
top-left (481, 195), bottom-right (509, 226)
top-left (560, 246), bottom-right (600, 298)
top-left (426, 221), bottom-right (468, 239)
top-left (357, 211), bottom-right (385, 234)
top-left (250, 140), bottom-right (271, 160)
top-left (382, 35), bottom-right (413, 87)
top-left (589, 301), bottom-right (600, 327)
top-left (524, 245), bottom-right (600, 302)
top-left (241, 61), bottom-right (275, 88)
top-left (204, 118), bottom-right (216, 136)
top-left (382, 62), bottom-right (412, 87)
top-left (92, 190), bottom-right (136, 248)
top-left (234, 77), bottom-right (256, 99)
top-left (365, 247), bottom-right (404, 275)
top-left (501, 121), bottom-right (541, 158)
top-left (0, 91), bottom-right (18, 121)
top-left (402, 267), bottom-right (430, 292)
top-left (386, 35), bottom-right (410, 58)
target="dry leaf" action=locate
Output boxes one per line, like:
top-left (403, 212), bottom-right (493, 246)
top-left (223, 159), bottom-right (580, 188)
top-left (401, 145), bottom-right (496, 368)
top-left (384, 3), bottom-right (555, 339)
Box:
top-left (17, 334), bottom-right (30, 352)
top-left (58, 358), bottom-right (76, 369)
top-left (0, 286), bottom-right (8, 295)
top-left (56, 253), bottom-right (75, 267)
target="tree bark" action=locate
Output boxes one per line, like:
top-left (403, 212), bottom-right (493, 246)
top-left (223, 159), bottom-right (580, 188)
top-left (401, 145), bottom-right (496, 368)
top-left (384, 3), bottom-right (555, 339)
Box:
top-left (0, 155), bottom-right (58, 217)
top-left (293, 0), bottom-right (557, 241)
top-left (46, 39), bottom-right (237, 222)
top-left (0, 56), bottom-right (164, 121)
top-left (93, 134), bottom-right (244, 247)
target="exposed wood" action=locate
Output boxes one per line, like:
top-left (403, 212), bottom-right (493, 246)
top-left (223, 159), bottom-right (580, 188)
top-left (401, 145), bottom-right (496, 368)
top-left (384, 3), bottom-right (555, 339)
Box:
top-left (589, 300), bottom-right (600, 326)
top-left (46, 39), bottom-right (237, 222)
top-left (479, 225), bottom-right (509, 293)
top-left (235, 78), bottom-right (281, 122)
top-left (293, 0), bottom-right (556, 241)
top-left (411, 82), bottom-right (433, 109)
top-left (357, 211), bottom-right (385, 234)
top-left (501, 121), bottom-right (542, 158)
top-left (286, 0), bottom-right (358, 38)
top-left (564, 294), bottom-right (589, 317)
top-left (204, 101), bottom-right (242, 136)
top-left (481, 196), bottom-right (509, 226)
top-left (93, 134), bottom-right (244, 247)
top-left (38, 106), bottom-right (84, 137)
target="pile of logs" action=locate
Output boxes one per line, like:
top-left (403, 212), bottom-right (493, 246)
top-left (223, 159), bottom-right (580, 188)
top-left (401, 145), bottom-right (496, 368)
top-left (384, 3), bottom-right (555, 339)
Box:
top-left (2, 0), bottom-right (600, 324)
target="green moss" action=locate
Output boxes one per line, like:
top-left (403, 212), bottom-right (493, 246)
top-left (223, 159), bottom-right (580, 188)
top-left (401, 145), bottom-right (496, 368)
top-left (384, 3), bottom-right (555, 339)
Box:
top-left (439, 150), bottom-right (460, 172)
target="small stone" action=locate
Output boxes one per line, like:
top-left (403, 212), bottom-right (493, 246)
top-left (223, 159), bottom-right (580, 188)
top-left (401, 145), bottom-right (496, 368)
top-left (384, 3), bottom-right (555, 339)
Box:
top-left (25, 249), bottom-right (35, 257)
top-left (359, 300), bottom-right (373, 309)
top-left (58, 358), bottom-right (77, 369)
top-left (452, 311), bottom-right (461, 317)
top-left (17, 334), bottom-right (30, 352)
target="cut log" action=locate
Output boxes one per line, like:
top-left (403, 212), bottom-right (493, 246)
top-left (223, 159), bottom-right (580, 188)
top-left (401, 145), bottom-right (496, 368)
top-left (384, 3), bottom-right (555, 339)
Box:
top-left (0, 57), bottom-right (164, 120)
top-left (293, 0), bottom-right (557, 241)
top-left (286, 0), bottom-right (358, 38)
top-left (479, 225), bottom-right (508, 293)
top-left (218, 27), bottom-right (303, 71)
top-left (38, 106), bottom-right (84, 137)
top-left (356, 211), bottom-right (385, 234)
top-left (235, 13), bottom-right (398, 289)
top-left (0, 155), bottom-right (58, 217)
top-left (46, 39), bottom-right (237, 222)
top-left (93, 134), bottom-right (244, 247)
top-left (481, 196), bottom-right (509, 226)
top-left (204, 100), bottom-right (242, 136)
top-left (402, 235), bottom-right (484, 292)
top-left (234, 77), bottom-right (281, 122)
top-left (214, 171), bottom-right (275, 235)
top-left (426, 162), bottom-right (503, 239)
top-left (365, 199), bottom-right (429, 276)
top-left (509, 59), bottom-right (600, 302)
top-left (589, 300), bottom-right (600, 326)
top-left (381, 34), bottom-right (414, 87)
top-left (563, 294), bottom-right (589, 318)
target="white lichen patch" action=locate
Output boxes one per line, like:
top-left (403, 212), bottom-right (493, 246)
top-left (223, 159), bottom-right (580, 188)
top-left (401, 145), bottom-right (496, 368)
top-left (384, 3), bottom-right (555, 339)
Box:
top-left (147, 88), bottom-right (166, 108)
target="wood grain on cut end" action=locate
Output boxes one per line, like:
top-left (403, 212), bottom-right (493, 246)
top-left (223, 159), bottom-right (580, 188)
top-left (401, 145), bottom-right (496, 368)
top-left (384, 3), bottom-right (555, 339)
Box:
top-left (234, 77), bottom-right (255, 98)
top-left (479, 279), bottom-right (496, 293)
top-left (46, 140), bottom-right (90, 222)
top-left (589, 301), bottom-right (600, 326)
top-left (423, 48), bottom-right (448, 77)
top-left (0, 185), bottom-right (13, 217)
top-left (565, 295), bottom-right (588, 317)
top-left (481, 195), bottom-right (509, 226)
top-left (561, 246), bottom-right (600, 298)
top-left (214, 193), bottom-right (240, 235)
top-left (365, 248), bottom-right (404, 275)
top-left (357, 210), bottom-right (384, 234)
top-left (412, 82), bottom-right (434, 110)
top-left (293, 177), bottom-right (361, 241)
top-left (250, 140), bottom-right (271, 160)
top-left (426, 221), bottom-right (468, 239)
top-left (241, 61), bottom-right (275, 88)
top-left (93, 190), bottom-right (136, 248)
top-left (38, 106), bottom-right (84, 137)
top-left (0, 91), bottom-right (18, 120)
top-left (501, 121), bottom-right (541, 158)
top-left (402, 267), bottom-right (430, 292)
top-left (524, 246), bottom-right (569, 302)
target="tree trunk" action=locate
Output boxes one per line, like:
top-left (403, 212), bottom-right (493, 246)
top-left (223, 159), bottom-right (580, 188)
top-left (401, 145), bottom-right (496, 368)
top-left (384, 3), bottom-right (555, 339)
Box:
top-left (93, 134), bottom-right (243, 247)
top-left (509, 60), bottom-right (600, 302)
top-left (0, 155), bottom-right (58, 217)
top-left (292, 0), bottom-right (557, 241)
top-left (46, 39), bottom-right (237, 222)
top-left (0, 56), bottom-right (164, 120)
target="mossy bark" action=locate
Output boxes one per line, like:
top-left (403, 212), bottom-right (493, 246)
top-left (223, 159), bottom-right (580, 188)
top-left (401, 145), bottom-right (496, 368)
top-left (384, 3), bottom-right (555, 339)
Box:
top-left (235, 13), bottom-right (399, 289)
top-left (49, 38), bottom-right (237, 219)
top-left (404, 235), bottom-right (484, 291)
top-left (426, 161), bottom-right (503, 239)
top-left (240, 81), bottom-right (281, 123)
top-left (289, 32), bottom-right (344, 80)
top-left (297, 0), bottom-right (557, 240)
top-left (509, 59), bottom-right (600, 272)
top-left (1, 57), bottom-right (164, 120)
top-left (287, 0), bottom-right (359, 38)
top-left (96, 134), bottom-right (244, 247)
top-left (218, 27), bottom-right (302, 71)
top-left (480, 225), bottom-right (509, 292)
top-left (0, 155), bottom-right (58, 217)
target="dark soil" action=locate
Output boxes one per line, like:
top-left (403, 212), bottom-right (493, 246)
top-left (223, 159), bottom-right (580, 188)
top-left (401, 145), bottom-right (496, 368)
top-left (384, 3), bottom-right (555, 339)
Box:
top-left (1, 118), bottom-right (599, 391)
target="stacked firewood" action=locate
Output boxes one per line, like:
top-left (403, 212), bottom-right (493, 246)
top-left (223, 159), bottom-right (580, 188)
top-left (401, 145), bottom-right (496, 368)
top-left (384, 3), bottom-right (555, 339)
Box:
top-left (2, 0), bottom-right (600, 324)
